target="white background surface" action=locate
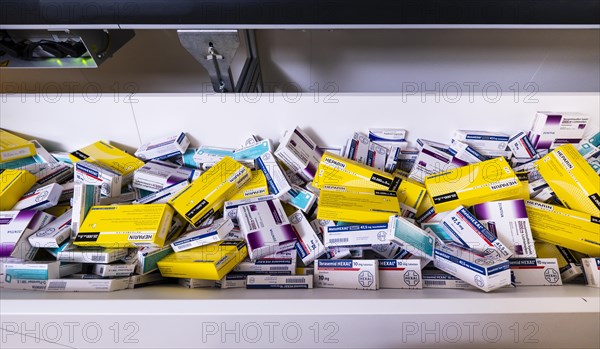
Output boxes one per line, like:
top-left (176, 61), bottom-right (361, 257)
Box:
top-left (1, 93), bottom-right (599, 153)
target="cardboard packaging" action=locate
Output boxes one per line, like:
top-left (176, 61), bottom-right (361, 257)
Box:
top-left (246, 275), bottom-right (313, 289)
top-left (536, 144), bottom-right (600, 216)
top-left (534, 241), bottom-right (584, 282)
top-left (135, 132), bottom-right (190, 161)
top-left (91, 263), bottom-right (136, 277)
top-left (132, 160), bottom-right (198, 192)
top-left (2, 260), bottom-right (60, 288)
top-left (378, 259), bottom-right (423, 289)
top-left (12, 183), bottom-right (63, 211)
top-left (59, 263), bottom-right (83, 278)
top-left (473, 200), bottom-right (536, 258)
top-left (441, 206), bottom-right (512, 259)
top-left (317, 186), bottom-right (400, 224)
top-left (433, 244), bottom-right (511, 292)
top-left (228, 170), bottom-right (269, 201)
top-left (56, 243), bottom-right (130, 263)
top-left (193, 145), bottom-right (234, 164)
top-left (74, 161), bottom-right (123, 197)
top-left (408, 144), bottom-right (468, 184)
top-left (314, 259), bottom-right (379, 290)
top-left (0, 169), bottom-right (36, 210)
top-left (424, 157), bottom-right (522, 212)
top-left (134, 180), bottom-right (189, 205)
top-left (178, 278), bottom-right (214, 288)
top-left (509, 258), bottom-right (563, 286)
top-left (182, 148), bottom-right (202, 169)
top-left (368, 128), bottom-right (408, 172)
top-left (422, 268), bottom-right (475, 289)
top-left (68, 141), bottom-right (144, 182)
top-left (448, 140), bottom-right (488, 164)
top-left (168, 156), bottom-right (251, 227)
top-left (313, 151), bottom-right (401, 191)
top-left (525, 200), bottom-right (600, 256)
top-left (255, 152), bottom-right (291, 197)
top-left (581, 258), bottom-right (600, 288)
top-left (289, 210), bottom-right (327, 265)
top-left (216, 273), bottom-right (248, 288)
top-left (71, 184), bottom-right (102, 238)
top-left (389, 216), bottom-right (435, 263)
top-left (274, 127), bottom-right (322, 182)
top-left (508, 131), bottom-right (538, 159)
top-left (237, 199), bottom-right (297, 259)
top-left (223, 195), bottom-right (276, 226)
top-left (0, 129), bottom-right (36, 163)
top-left (74, 204), bottom-right (174, 248)
top-left (0, 140), bottom-right (56, 170)
top-left (157, 240), bottom-right (248, 280)
top-left (281, 184), bottom-right (317, 213)
top-left (324, 222), bottom-right (392, 248)
top-left (28, 209), bottom-right (72, 248)
top-left (171, 218), bottom-right (234, 252)
top-left (233, 139), bottom-right (272, 161)
top-left (0, 210), bottom-right (55, 260)
top-left (45, 277), bottom-right (130, 292)
top-left (453, 130), bottom-right (511, 155)
top-left (128, 272), bottom-right (170, 289)
top-left (396, 178), bottom-right (427, 219)
top-left (529, 112), bottom-right (589, 150)
top-left (24, 162), bottom-right (72, 188)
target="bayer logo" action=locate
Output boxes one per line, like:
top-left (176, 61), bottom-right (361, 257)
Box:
top-left (377, 231), bottom-right (387, 241)
top-left (227, 210), bottom-right (236, 219)
top-left (544, 268), bottom-right (560, 283)
top-left (358, 271), bottom-right (374, 287)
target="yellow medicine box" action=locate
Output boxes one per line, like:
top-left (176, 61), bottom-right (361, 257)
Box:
top-left (0, 130), bottom-right (36, 163)
top-left (536, 144), bottom-right (600, 216)
top-left (157, 240), bottom-right (248, 280)
top-left (312, 152), bottom-right (401, 191)
top-left (525, 200), bottom-right (600, 256)
top-left (228, 170), bottom-right (268, 201)
top-left (317, 186), bottom-right (401, 224)
top-left (424, 157), bottom-right (522, 212)
top-left (396, 177), bottom-right (427, 217)
top-left (69, 141), bottom-right (144, 179)
top-left (74, 204), bottom-right (174, 248)
top-left (168, 156), bottom-right (251, 227)
top-left (0, 169), bottom-right (36, 210)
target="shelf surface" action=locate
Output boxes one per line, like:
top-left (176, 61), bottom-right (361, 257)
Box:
top-left (1, 0), bottom-right (599, 28)
top-left (1, 285), bottom-right (599, 348)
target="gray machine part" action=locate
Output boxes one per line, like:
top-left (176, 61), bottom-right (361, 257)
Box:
top-left (177, 29), bottom-right (262, 93)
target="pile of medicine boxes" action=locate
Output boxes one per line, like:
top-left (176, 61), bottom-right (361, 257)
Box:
top-left (1, 111), bottom-right (599, 292)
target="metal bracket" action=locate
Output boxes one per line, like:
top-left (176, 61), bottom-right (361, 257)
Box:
top-left (177, 29), bottom-right (262, 93)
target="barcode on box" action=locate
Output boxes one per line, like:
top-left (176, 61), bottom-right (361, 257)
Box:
top-left (270, 266), bottom-right (290, 271)
top-left (91, 255), bottom-right (106, 262)
top-left (329, 238), bottom-right (349, 243)
top-left (175, 243), bottom-right (192, 250)
top-left (286, 278), bottom-right (307, 283)
top-left (424, 280), bottom-right (447, 286)
top-left (47, 281), bottom-right (67, 290)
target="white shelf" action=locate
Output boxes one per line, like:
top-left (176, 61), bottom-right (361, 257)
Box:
top-left (1, 285), bottom-right (599, 348)
top-left (1, 93), bottom-right (599, 348)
